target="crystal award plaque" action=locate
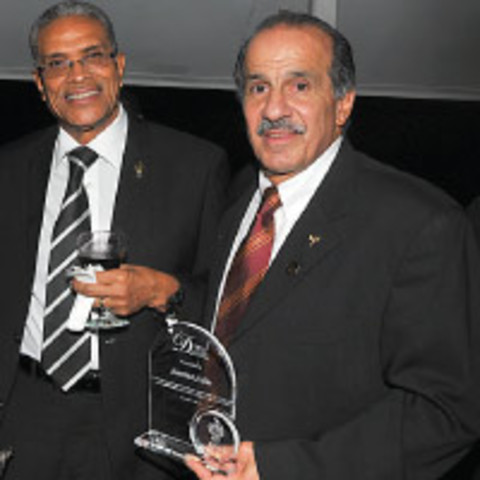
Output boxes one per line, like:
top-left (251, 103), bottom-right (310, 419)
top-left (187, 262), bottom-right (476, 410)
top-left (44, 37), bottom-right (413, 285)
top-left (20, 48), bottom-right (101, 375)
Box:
top-left (134, 319), bottom-right (239, 465)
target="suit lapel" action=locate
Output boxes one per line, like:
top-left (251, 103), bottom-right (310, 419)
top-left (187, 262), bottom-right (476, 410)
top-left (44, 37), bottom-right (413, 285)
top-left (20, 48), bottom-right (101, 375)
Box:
top-left (27, 129), bottom-right (57, 265)
top-left (111, 116), bottom-right (155, 242)
top-left (228, 141), bottom-right (358, 344)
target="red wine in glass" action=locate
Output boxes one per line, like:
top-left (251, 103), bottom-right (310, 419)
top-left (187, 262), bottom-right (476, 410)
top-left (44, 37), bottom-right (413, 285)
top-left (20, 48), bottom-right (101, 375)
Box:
top-left (78, 251), bottom-right (124, 271)
top-left (76, 230), bottom-right (128, 329)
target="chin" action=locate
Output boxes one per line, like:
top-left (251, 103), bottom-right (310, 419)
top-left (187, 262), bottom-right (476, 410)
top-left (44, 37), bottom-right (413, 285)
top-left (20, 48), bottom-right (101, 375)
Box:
top-left (66, 114), bottom-right (111, 132)
top-left (262, 159), bottom-right (296, 174)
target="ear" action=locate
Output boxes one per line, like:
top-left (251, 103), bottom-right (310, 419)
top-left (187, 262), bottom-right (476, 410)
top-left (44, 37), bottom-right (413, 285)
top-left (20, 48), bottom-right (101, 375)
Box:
top-left (335, 90), bottom-right (356, 128)
top-left (33, 69), bottom-right (46, 102)
top-left (115, 52), bottom-right (126, 87)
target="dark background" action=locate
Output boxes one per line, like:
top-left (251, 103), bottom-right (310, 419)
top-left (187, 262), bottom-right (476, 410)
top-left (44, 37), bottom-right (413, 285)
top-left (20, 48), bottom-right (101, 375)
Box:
top-left (1, 78), bottom-right (479, 206)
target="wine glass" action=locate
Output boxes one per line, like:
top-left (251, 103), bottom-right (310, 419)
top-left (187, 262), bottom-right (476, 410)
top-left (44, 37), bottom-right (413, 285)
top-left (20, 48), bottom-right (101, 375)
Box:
top-left (76, 230), bottom-right (129, 329)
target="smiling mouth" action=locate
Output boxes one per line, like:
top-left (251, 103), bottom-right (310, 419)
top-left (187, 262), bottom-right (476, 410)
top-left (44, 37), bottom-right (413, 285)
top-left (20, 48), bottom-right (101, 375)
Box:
top-left (265, 130), bottom-right (295, 138)
top-left (66, 90), bottom-right (99, 101)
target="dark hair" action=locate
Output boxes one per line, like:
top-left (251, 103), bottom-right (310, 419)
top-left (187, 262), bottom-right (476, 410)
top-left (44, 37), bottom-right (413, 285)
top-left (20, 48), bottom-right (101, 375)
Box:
top-left (29, 1), bottom-right (118, 64)
top-left (233, 10), bottom-right (355, 100)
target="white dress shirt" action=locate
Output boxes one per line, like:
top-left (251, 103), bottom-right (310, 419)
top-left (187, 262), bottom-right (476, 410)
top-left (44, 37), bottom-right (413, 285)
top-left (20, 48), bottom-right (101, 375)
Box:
top-left (21, 106), bottom-right (128, 367)
top-left (212, 136), bottom-right (343, 330)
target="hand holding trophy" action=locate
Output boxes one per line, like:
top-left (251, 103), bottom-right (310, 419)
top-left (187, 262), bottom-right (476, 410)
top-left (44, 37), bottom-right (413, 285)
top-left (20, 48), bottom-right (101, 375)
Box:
top-left (135, 319), bottom-right (240, 473)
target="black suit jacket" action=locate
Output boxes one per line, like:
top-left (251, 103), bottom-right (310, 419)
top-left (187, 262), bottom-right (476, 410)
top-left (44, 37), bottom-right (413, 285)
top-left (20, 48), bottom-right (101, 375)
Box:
top-left (0, 114), bottom-right (229, 479)
top-left (468, 197), bottom-right (480, 247)
top-left (204, 141), bottom-right (480, 480)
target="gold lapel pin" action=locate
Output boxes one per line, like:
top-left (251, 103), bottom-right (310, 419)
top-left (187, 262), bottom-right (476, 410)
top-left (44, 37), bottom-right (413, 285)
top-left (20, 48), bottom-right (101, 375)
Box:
top-left (308, 234), bottom-right (321, 247)
top-left (134, 160), bottom-right (145, 179)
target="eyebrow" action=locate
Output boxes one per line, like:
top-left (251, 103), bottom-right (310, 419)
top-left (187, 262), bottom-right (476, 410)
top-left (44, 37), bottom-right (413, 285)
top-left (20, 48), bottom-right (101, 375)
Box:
top-left (41, 44), bottom-right (106, 60)
top-left (289, 70), bottom-right (312, 79)
top-left (245, 73), bottom-right (267, 83)
top-left (245, 70), bottom-right (313, 83)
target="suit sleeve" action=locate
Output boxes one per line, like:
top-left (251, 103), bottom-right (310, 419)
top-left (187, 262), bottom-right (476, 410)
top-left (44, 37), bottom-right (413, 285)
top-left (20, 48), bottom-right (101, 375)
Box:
top-left (179, 147), bottom-right (230, 325)
top-left (255, 208), bottom-right (480, 480)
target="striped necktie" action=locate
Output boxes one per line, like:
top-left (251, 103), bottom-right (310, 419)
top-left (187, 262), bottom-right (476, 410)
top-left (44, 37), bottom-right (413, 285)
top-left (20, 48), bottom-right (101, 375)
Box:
top-left (215, 186), bottom-right (281, 344)
top-left (42, 146), bottom-right (98, 391)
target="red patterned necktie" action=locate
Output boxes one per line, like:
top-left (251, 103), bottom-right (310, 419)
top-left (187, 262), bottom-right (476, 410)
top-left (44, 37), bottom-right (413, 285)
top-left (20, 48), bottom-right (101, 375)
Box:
top-left (215, 186), bottom-right (281, 344)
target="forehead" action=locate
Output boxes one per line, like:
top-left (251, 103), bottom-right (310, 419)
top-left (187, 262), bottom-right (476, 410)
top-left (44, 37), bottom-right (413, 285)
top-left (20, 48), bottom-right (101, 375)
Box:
top-left (37, 15), bottom-right (109, 55)
top-left (245, 24), bottom-right (333, 77)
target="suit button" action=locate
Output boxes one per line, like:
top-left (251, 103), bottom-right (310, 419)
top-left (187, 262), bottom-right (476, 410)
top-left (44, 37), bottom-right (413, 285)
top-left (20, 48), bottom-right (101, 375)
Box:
top-left (104, 337), bottom-right (116, 346)
top-left (286, 261), bottom-right (301, 276)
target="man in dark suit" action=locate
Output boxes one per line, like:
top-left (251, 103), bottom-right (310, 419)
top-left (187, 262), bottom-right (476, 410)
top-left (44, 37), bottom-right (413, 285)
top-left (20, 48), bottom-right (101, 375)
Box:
top-left (186, 11), bottom-right (480, 480)
top-left (0, 2), bottom-right (227, 479)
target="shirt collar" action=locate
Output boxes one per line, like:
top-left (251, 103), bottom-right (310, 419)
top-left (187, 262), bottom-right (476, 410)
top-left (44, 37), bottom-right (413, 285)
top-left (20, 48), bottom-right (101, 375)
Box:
top-left (53, 104), bottom-right (128, 169)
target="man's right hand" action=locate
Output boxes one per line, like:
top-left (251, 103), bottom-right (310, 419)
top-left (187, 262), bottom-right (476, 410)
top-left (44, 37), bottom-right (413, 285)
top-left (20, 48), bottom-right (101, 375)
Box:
top-left (72, 264), bottom-right (180, 316)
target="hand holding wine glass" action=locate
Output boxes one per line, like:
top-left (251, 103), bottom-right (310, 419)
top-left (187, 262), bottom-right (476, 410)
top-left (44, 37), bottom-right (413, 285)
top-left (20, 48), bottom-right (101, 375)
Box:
top-left (76, 230), bottom-right (129, 329)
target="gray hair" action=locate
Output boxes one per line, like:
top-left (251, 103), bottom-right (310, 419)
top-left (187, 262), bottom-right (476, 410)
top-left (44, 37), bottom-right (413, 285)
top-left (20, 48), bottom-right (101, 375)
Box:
top-left (29, 1), bottom-right (118, 64)
top-left (233, 10), bottom-right (356, 100)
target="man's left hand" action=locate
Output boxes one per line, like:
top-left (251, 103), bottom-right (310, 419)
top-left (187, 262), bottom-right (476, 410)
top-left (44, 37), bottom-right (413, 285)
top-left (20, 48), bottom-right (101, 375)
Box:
top-left (72, 264), bottom-right (180, 316)
top-left (185, 442), bottom-right (259, 480)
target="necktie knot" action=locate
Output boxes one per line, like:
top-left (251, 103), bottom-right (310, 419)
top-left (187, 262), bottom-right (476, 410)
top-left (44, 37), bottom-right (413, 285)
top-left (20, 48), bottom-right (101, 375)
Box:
top-left (259, 186), bottom-right (281, 227)
top-left (69, 146), bottom-right (98, 170)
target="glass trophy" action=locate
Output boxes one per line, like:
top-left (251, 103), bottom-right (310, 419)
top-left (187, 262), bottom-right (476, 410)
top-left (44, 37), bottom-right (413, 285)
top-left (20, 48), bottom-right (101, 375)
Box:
top-left (134, 319), bottom-right (240, 468)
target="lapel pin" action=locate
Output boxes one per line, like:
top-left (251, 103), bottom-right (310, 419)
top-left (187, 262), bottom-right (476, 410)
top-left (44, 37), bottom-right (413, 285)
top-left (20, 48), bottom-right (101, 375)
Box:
top-left (134, 160), bottom-right (145, 179)
top-left (286, 260), bottom-right (301, 276)
top-left (308, 234), bottom-right (321, 247)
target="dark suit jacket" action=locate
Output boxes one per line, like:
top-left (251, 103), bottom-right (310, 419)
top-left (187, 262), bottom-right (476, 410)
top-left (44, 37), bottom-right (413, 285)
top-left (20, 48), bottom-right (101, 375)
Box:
top-left (204, 141), bottom-right (480, 480)
top-left (450, 197), bottom-right (480, 480)
top-left (0, 114), bottom-right (228, 479)
top-left (468, 197), bottom-right (480, 247)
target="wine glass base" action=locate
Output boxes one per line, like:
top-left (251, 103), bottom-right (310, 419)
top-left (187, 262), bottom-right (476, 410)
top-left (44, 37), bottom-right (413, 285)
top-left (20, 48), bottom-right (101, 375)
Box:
top-left (86, 310), bottom-right (129, 330)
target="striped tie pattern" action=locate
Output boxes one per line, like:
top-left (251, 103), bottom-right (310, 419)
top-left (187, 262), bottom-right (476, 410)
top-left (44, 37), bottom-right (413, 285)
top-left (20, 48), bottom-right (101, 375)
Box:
top-left (42, 146), bottom-right (97, 391)
top-left (215, 186), bottom-right (281, 344)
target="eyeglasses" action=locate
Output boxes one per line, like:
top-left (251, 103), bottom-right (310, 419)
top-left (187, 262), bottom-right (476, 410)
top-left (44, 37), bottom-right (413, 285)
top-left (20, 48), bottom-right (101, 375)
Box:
top-left (37, 50), bottom-right (117, 78)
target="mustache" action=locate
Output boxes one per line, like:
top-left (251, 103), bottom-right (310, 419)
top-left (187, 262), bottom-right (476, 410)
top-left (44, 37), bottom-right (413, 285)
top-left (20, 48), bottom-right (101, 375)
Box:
top-left (257, 117), bottom-right (306, 136)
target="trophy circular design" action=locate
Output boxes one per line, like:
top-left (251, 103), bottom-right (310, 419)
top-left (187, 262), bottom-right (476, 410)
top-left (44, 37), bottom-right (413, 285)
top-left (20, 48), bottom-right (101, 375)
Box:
top-left (190, 409), bottom-right (240, 457)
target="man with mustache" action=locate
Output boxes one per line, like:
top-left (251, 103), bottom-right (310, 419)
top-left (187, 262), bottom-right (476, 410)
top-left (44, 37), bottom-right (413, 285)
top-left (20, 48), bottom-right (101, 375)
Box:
top-left (0, 1), bottom-right (227, 479)
top-left (186, 10), bottom-right (480, 480)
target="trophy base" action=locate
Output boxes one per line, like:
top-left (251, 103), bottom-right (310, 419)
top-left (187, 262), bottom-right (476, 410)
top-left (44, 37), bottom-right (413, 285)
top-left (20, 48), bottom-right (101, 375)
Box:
top-left (134, 430), bottom-right (195, 462)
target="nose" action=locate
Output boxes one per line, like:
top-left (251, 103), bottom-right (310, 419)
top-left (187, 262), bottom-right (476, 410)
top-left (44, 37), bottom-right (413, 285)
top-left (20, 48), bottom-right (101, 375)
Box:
top-left (262, 87), bottom-right (290, 121)
top-left (67, 58), bottom-right (89, 80)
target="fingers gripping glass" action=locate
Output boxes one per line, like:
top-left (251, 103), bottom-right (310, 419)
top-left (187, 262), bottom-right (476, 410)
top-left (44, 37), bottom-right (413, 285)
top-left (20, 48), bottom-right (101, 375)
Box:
top-left (38, 50), bottom-right (117, 78)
